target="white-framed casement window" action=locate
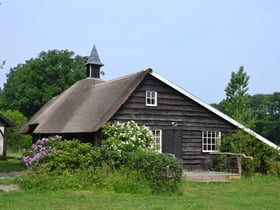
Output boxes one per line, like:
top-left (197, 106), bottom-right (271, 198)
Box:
top-left (202, 131), bottom-right (221, 152)
top-left (146, 91), bottom-right (157, 106)
top-left (152, 129), bottom-right (162, 152)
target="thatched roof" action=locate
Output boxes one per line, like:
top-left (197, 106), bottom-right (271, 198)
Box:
top-left (18, 69), bottom-right (151, 134)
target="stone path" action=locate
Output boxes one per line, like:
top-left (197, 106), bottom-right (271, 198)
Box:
top-left (0, 171), bottom-right (22, 192)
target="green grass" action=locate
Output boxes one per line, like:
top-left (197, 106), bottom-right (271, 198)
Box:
top-left (0, 175), bottom-right (279, 210)
top-left (1, 153), bottom-right (280, 209)
top-left (0, 151), bottom-right (25, 173)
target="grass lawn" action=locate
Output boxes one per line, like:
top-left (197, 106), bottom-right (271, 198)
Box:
top-left (1, 153), bottom-right (280, 210)
top-left (0, 175), bottom-right (279, 210)
top-left (0, 151), bottom-right (25, 172)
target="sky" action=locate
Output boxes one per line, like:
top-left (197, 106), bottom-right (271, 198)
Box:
top-left (0, 0), bottom-right (279, 104)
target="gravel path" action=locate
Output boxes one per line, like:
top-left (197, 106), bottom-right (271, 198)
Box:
top-left (0, 171), bottom-right (22, 192)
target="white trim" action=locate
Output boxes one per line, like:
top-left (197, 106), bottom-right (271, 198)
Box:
top-left (150, 71), bottom-right (279, 150)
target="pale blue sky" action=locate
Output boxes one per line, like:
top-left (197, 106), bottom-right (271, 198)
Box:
top-left (0, 0), bottom-right (279, 103)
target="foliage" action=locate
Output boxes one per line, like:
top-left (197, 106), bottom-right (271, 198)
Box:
top-left (0, 110), bottom-right (32, 152)
top-left (102, 121), bottom-right (155, 155)
top-left (123, 151), bottom-right (182, 193)
top-left (19, 121), bottom-right (182, 194)
top-left (22, 136), bottom-right (97, 174)
top-left (0, 50), bottom-right (87, 117)
top-left (251, 92), bottom-right (280, 145)
top-left (101, 121), bottom-right (182, 193)
top-left (0, 60), bottom-right (5, 69)
top-left (220, 66), bottom-right (254, 127)
top-left (221, 130), bottom-right (280, 175)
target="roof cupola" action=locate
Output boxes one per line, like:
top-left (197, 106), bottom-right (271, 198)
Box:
top-left (85, 45), bottom-right (104, 79)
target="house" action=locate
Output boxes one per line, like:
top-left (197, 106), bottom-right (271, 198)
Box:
top-left (0, 114), bottom-right (15, 157)
top-left (18, 46), bottom-right (279, 169)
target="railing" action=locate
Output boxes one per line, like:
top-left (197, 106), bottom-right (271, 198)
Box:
top-left (210, 152), bottom-right (253, 175)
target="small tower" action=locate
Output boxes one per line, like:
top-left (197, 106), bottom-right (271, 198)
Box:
top-left (85, 45), bottom-right (104, 79)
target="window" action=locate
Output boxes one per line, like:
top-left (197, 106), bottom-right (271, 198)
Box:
top-left (146, 91), bottom-right (157, 106)
top-left (202, 131), bottom-right (221, 152)
top-left (152, 129), bottom-right (162, 152)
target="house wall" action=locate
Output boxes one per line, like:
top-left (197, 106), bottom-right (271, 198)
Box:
top-left (110, 74), bottom-right (236, 169)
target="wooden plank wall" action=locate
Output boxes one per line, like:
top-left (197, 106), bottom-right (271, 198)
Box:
top-left (110, 74), bottom-right (236, 169)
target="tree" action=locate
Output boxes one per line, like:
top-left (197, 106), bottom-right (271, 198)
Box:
top-left (0, 110), bottom-right (32, 152)
top-left (219, 67), bottom-right (280, 175)
top-left (221, 66), bottom-right (254, 127)
top-left (0, 50), bottom-right (87, 117)
top-left (0, 60), bottom-right (5, 69)
top-left (251, 92), bottom-right (280, 145)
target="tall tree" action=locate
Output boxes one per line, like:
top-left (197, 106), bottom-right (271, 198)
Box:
top-left (0, 50), bottom-right (87, 117)
top-left (221, 66), bottom-right (254, 127)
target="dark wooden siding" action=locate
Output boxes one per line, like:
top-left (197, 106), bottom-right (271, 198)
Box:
top-left (110, 74), bottom-right (236, 169)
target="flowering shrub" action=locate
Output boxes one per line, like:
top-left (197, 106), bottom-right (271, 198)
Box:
top-left (102, 121), bottom-right (155, 155)
top-left (22, 136), bottom-right (96, 174)
top-left (22, 136), bottom-right (60, 168)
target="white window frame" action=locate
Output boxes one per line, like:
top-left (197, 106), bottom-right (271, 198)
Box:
top-left (152, 129), bottom-right (162, 152)
top-left (202, 131), bottom-right (221, 152)
top-left (146, 91), bottom-right (157, 106)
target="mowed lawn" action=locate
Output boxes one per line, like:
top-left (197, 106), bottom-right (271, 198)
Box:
top-left (0, 175), bottom-right (279, 210)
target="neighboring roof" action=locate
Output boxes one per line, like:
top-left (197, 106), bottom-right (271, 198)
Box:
top-left (0, 114), bottom-right (15, 127)
top-left (18, 68), bottom-right (279, 150)
top-left (150, 71), bottom-right (279, 150)
top-left (85, 45), bottom-right (104, 66)
top-left (18, 69), bottom-right (151, 134)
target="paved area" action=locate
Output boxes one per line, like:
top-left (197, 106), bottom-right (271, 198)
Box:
top-left (183, 170), bottom-right (240, 182)
top-left (0, 171), bottom-right (22, 192)
top-left (0, 171), bottom-right (22, 179)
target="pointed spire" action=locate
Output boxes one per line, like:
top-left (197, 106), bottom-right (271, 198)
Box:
top-left (85, 45), bottom-right (104, 79)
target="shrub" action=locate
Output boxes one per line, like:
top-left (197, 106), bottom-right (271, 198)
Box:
top-left (221, 130), bottom-right (280, 176)
top-left (22, 136), bottom-right (96, 174)
top-left (124, 151), bottom-right (182, 193)
top-left (102, 121), bottom-right (155, 155)
top-left (17, 168), bottom-right (97, 191)
top-left (19, 121), bottom-right (183, 194)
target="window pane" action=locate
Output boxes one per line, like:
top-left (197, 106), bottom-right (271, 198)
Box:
top-left (202, 131), bottom-right (221, 152)
top-left (146, 91), bottom-right (157, 106)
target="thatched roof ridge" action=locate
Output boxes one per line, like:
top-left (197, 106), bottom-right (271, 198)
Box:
top-left (18, 68), bottom-right (152, 134)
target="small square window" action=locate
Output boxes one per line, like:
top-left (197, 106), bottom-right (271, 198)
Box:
top-left (202, 131), bottom-right (221, 152)
top-left (146, 91), bottom-right (157, 106)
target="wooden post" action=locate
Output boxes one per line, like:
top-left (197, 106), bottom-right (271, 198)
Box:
top-left (3, 127), bottom-right (7, 157)
top-left (237, 156), bottom-right (242, 175)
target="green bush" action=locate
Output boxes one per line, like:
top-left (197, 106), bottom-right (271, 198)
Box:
top-left (17, 168), bottom-right (97, 191)
top-left (124, 151), bottom-right (182, 193)
top-left (221, 130), bottom-right (280, 176)
top-left (22, 136), bottom-right (96, 174)
top-left (18, 121), bottom-right (183, 194)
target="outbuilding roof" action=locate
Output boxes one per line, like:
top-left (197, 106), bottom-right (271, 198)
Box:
top-left (0, 114), bottom-right (15, 127)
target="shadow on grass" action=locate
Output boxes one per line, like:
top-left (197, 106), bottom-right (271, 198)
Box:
top-left (0, 153), bottom-right (25, 173)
